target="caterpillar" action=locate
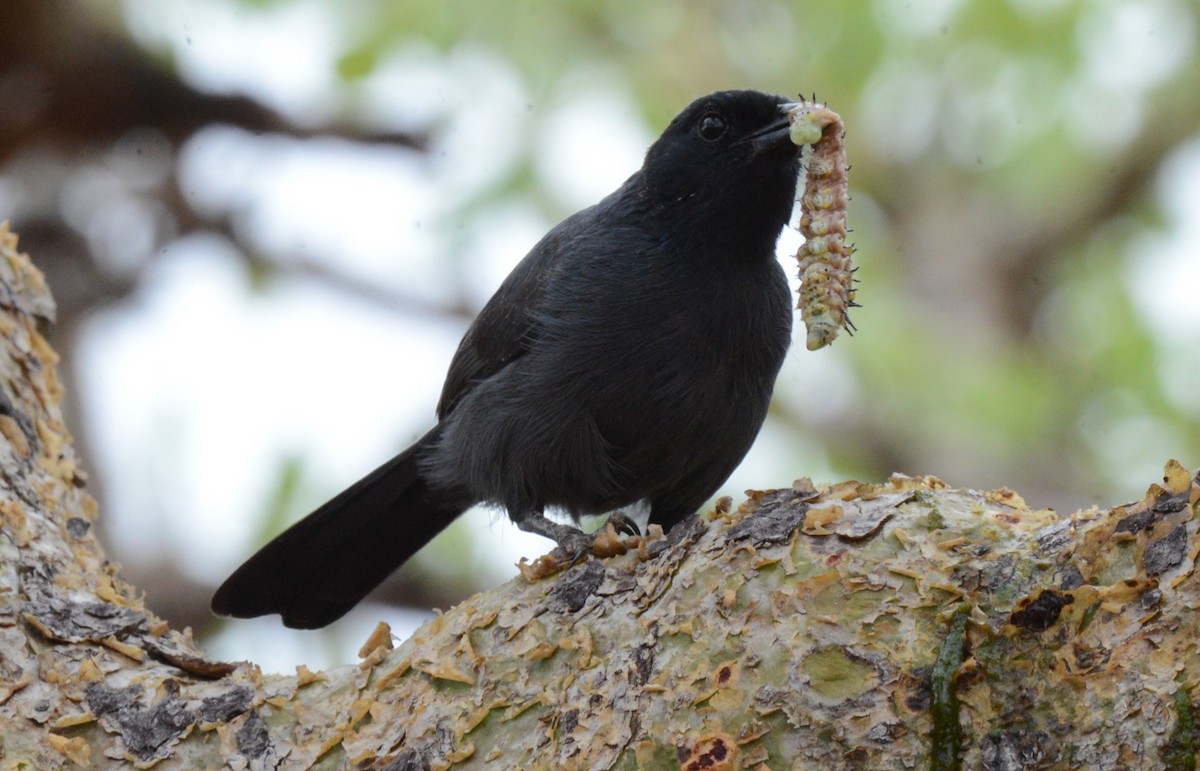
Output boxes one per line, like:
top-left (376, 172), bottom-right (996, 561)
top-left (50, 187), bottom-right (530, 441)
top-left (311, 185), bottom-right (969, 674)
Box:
top-left (788, 101), bottom-right (856, 351)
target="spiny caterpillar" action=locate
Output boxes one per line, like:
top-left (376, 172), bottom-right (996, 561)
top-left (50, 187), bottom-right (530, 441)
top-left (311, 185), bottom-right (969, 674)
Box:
top-left (788, 100), bottom-right (856, 351)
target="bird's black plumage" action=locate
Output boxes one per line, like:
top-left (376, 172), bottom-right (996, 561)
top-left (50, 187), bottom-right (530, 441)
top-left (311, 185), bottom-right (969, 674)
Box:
top-left (213, 89), bottom-right (803, 628)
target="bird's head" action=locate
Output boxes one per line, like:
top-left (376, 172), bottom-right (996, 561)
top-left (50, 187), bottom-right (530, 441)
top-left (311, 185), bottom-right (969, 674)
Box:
top-left (641, 90), bottom-right (803, 251)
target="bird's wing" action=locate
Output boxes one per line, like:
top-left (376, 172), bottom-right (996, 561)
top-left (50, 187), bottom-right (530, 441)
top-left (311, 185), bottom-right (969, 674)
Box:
top-left (435, 219), bottom-right (571, 420)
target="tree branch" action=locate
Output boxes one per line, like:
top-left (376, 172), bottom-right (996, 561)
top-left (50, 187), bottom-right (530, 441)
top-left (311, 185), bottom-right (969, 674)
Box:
top-left (1, 225), bottom-right (1197, 768)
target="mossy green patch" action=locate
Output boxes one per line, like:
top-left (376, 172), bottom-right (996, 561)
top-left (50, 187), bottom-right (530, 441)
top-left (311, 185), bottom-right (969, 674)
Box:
top-left (1162, 687), bottom-right (1196, 770)
top-left (803, 646), bottom-right (878, 702)
top-left (930, 606), bottom-right (969, 771)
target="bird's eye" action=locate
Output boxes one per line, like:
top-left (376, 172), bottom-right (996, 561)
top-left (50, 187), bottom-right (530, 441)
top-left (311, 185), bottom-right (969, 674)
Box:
top-left (697, 114), bottom-right (728, 142)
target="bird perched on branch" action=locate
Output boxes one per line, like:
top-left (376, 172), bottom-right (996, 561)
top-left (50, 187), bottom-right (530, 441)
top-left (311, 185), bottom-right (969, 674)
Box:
top-left (213, 89), bottom-right (803, 628)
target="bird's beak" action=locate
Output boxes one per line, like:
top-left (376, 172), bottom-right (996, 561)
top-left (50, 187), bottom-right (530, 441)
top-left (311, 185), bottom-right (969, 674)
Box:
top-left (740, 105), bottom-right (799, 155)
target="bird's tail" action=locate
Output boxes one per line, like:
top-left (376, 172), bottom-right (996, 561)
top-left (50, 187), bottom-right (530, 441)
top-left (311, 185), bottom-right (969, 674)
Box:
top-left (211, 427), bottom-right (468, 629)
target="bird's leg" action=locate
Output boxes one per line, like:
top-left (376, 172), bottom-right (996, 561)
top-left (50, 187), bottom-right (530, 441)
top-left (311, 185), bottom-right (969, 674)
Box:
top-left (515, 509), bottom-right (594, 564)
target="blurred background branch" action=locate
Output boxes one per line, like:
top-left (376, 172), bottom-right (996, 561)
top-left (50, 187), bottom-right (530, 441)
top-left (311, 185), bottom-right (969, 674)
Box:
top-left (2, 0), bottom-right (1197, 670)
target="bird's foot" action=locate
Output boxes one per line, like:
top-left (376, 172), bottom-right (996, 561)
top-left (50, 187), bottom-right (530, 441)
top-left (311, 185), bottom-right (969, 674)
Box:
top-left (515, 511), bottom-right (643, 568)
top-left (516, 515), bottom-right (595, 566)
top-left (549, 530), bottom-right (596, 566)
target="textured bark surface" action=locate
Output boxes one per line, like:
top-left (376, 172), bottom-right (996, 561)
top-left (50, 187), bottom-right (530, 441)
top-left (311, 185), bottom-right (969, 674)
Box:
top-left (0, 225), bottom-right (1198, 769)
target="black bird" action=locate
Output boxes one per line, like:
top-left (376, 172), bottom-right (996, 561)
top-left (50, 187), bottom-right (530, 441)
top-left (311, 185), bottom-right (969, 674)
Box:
top-left (213, 89), bottom-right (803, 628)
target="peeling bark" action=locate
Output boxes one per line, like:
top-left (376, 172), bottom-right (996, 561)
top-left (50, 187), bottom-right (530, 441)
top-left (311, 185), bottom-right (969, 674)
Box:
top-left (0, 224), bottom-right (1198, 769)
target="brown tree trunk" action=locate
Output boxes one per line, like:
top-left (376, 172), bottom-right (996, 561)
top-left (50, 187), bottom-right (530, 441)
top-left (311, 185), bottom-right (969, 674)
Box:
top-left (0, 225), bottom-right (1196, 769)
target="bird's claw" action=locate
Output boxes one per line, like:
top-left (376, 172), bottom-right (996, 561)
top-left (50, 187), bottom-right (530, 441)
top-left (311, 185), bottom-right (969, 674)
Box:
top-left (516, 511), bottom-right (641, 569)
top-left (516, 514), bottom-right (596, 566)
top-left (605, 513), bottom-right (641, 538)
top-left (549, 529), bottom-right (595, 566)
